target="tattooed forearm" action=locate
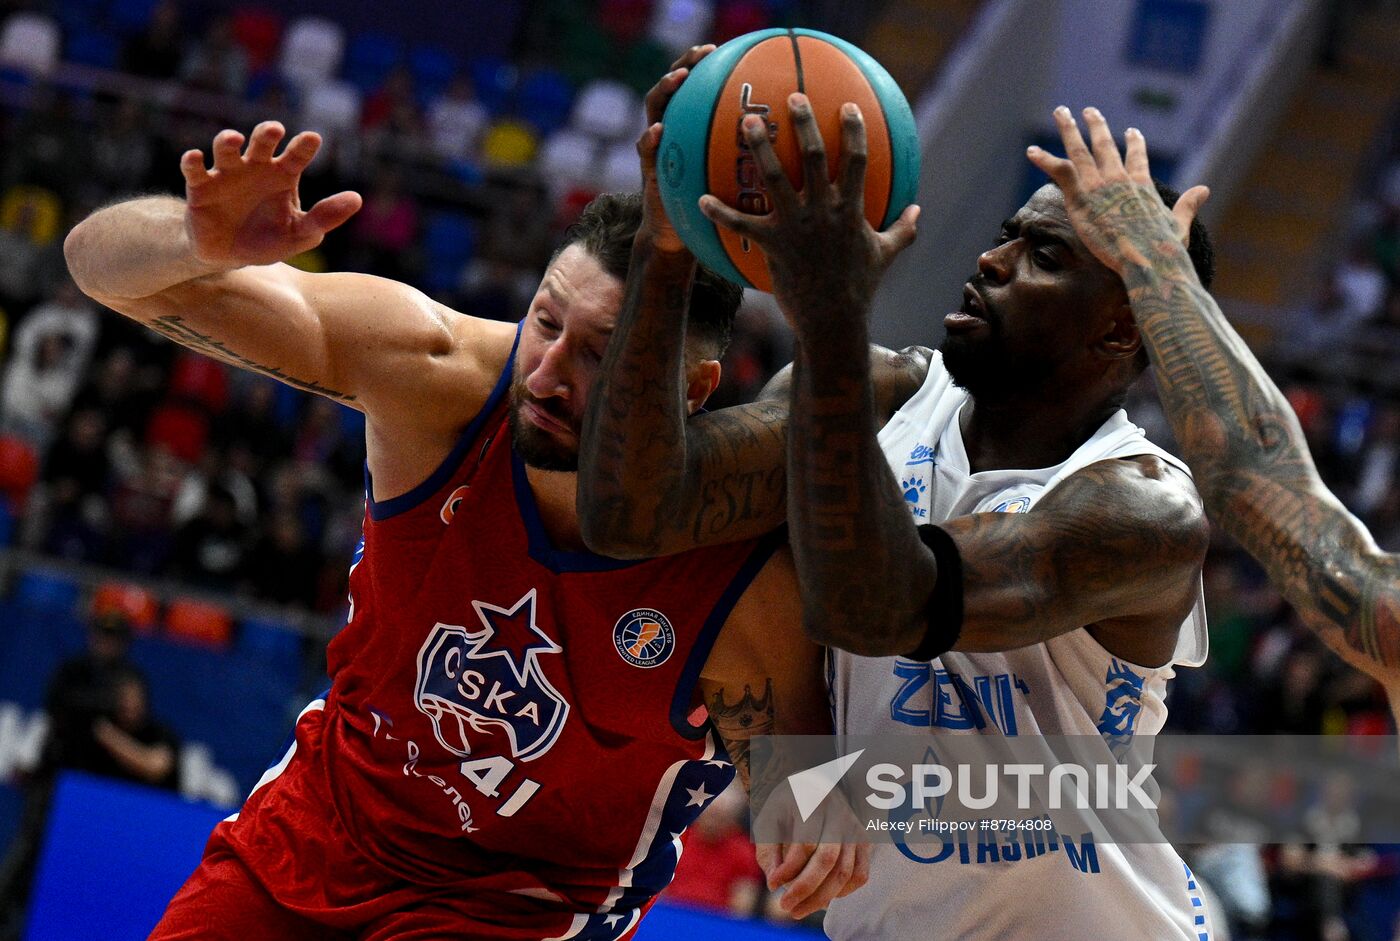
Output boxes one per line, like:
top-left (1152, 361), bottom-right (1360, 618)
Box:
top-left (707, 679), bottom-right (775, 792)
top-left (787, 322), bottom-right (934, 657)
top-left (942, 457), bottom-right (1207, 653)
top-left (579, 238), bottom-right (790, 557)
top-left (150, 314), bottom-right (356, 402)
top-left (578, 240), bottom-right (693, 557)
top-left (1119, 238), bottom-right (1400, 675)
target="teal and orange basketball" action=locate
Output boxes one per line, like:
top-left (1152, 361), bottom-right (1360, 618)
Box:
top-left (657, 28), bottom-right (920, 293)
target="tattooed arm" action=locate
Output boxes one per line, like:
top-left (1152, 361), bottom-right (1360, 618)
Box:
top-left (577, 227), bottom-right (794, 558)
top-left (577, 45), bottom-right (799, 558)
top-left (65, 123), bottom-right (507, 436)
top-left (1029, 107), bottom-right (1400, 687)
top-left (700, 548), bottom-right (868, 918)
top-left (581, 322), bottom-right (927, 559)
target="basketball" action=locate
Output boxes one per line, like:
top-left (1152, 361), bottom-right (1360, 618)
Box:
top-left (657, 28), bottom-right (920, 292)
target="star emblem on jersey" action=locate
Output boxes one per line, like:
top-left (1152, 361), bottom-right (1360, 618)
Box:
top-left (468, 591), bottom-right (564, 686)
top-left (414, 588), bottom-right (570, 762)
top-left (684, 783), bottom-right (715, 808)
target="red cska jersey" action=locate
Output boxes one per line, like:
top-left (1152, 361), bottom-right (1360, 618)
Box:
top-left (226, 324), bottom-right (779, 939)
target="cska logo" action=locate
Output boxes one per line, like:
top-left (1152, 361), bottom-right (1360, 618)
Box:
top-left (414, 589), bottom-right (570, 762)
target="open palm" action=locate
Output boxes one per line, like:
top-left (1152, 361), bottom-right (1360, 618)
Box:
top-left (181, 121), bottom-right (362, 268)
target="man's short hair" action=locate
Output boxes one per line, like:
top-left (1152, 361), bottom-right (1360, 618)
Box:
top-left (553, 192), bottom-right (743, 359)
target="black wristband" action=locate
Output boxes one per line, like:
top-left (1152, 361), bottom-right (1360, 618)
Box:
top-left (904, 524), bottom-right (964, 661)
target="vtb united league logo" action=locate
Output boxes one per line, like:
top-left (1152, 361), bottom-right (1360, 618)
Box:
top-left (612, 608), bottom-right (676, 668)
top-left (414, 588), bottom-right (569, 762)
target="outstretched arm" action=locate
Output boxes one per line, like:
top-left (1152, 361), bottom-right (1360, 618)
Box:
top-left (1028, 106), bottom-right (1400, 688)
top-left (65, 122), bottom-right (503, 435)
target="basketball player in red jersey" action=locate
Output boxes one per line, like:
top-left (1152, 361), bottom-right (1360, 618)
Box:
top-left (62, 53), bottom-right (865, 940)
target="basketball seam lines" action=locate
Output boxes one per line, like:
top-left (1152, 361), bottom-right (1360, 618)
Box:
top-left (787, 29), bottom-right (806, 93)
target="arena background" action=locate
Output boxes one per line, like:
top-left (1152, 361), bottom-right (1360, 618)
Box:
top-left (0, 0), bottom-right (1398, 937)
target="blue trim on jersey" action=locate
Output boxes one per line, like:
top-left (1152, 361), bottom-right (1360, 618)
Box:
top-left (261, 686), bottom-right (332, 773)
top-left (365, 320), bottom-right (522, 521)
top-left (508, 448), bottom-right (646, 573)
top-left (668, 528), bottom-right (786, 739)
top-left (603, 750), bottom-right (738, 920)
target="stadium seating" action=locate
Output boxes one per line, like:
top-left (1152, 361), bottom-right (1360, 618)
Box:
top-left (570, 79), bottom-right (641, 141)
top-left (344, 31), bottom-right (401, 94)
top-left (409, 45), bottom-right (457, 104)
top-left (107, 0), bottom-right (160, 36)
top-left (617, 38), bottom-right (672, 96)
top-left (0, 496), bottom-right (14, 547)
top-left (599, 139), bottom-right (643, 194)
top-left (229, 8), bottom-right (284, 71)
top-left (599, 0), bottom-right (654, 45)
top-left (164, 597), bottom-right (234, 648)
top-left (91, 581), bottom-right (161, 633)
top-left (0, 14), bottom-right (60, 78)
top-left (517, 68), bottom-right (575, 135)
top-left (64, 28), bottom-right (122, 70)
top-left (278, 16), bottom-right (345, 90)
top-left (421, 212), bottom-right (477, 295)
top-left (480, 119), bottom-right (539, 168)
top-left (299, 79), bottom-right (362, 139)
top-left (52, 0), bottom-right (106, 34)
top-left (468, 55), bottom-right (519, 115)
top-left (0, 435), bottom-right (39, 510)
top-left (538, 129), bottom-right (600, 195)
top-left (648, 0), bottom-right (714, 54)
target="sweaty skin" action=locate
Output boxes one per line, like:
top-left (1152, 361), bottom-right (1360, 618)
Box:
top-left (1028, 105), bottom-right (1400, 726)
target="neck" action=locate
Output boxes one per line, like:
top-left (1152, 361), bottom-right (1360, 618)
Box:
top-left (960, 389), bottom-right (1121, 474)
top-left (525, 464), bottom-right (586, 551)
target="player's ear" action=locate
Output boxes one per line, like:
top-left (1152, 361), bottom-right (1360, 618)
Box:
top-left (1095, 304), bottom-right (1141, 362)
top-left (685, 360), bottom-right (723, 414)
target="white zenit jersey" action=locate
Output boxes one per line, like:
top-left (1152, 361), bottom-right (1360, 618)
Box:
top-left (825, 352), bottom-right (1213, 941)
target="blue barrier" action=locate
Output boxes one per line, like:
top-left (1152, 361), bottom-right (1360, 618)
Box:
top-left (25, 773), bottom-right (224, 941)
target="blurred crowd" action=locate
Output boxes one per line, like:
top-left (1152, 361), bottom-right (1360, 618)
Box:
top-left (1283, 111), bottom-right (1400, 385)
top-left (0, 0), bottom-right (1399, 937)
top-left (0, 0), bottom-right (797, 614)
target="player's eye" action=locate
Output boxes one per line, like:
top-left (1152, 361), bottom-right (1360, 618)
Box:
top-left (1032, 248), bottom-right (1060, 269)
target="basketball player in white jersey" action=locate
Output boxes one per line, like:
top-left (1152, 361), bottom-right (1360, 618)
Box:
top-left (1027, 105), bottom-right (1400, 730)
top-left (578, 85), bottom-right (1220, 936)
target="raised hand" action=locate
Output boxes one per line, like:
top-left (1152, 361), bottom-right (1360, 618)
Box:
top-left (698, 94), bottom-right (919, 327)
top-left (638, 45), bottom-right (716, 254)
top-left (1026, 106), bottom-right (1209, 279)
top-left (180, 121), bottom-right (362, 268)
